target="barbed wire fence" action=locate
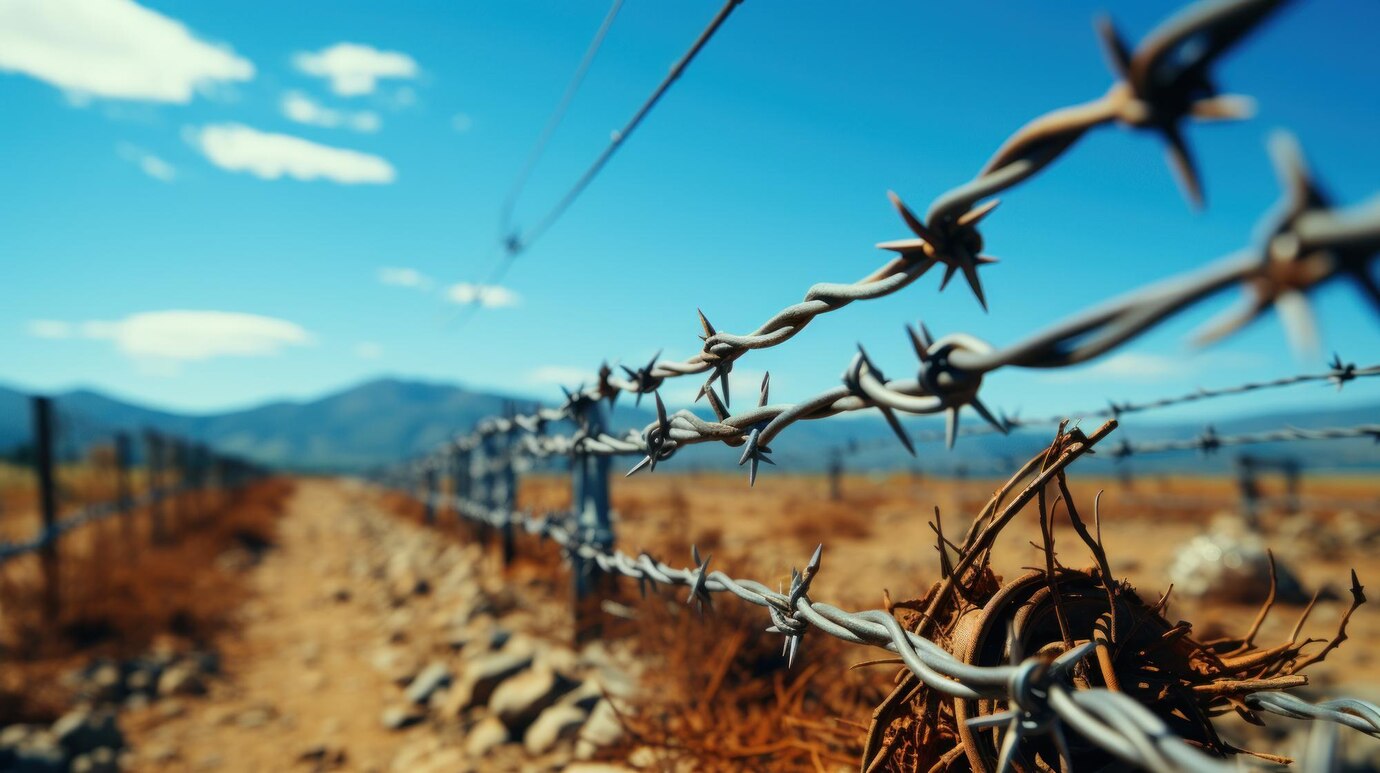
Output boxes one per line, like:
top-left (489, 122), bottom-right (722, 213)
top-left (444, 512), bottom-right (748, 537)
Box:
top-left (0, 396), bottom-right (266, 620)
top-left (374, 0), bottom-right (1380, 768)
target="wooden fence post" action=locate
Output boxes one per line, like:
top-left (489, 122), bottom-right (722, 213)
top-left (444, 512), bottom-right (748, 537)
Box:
top-left (1235, 454), bottom-right (1261, 532)
top-left (827, 447), bottom-right (843, 502)
top-left (114, 432), bottom-right (134, 558)
top-left (32, 396), bottom-right (60, 622)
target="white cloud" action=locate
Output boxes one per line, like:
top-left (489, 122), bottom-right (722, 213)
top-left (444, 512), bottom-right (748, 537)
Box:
top-left (0, 0), bottom-right (253, 103)
top-left (75, 310), bottom-right (312, 361)
top-left (293, 43), bottom-right (418, 96)
top-left (444, 283), bottom-right (520, 309)
top-left (117, 142), bottom-right (175, 181)
top-left (1040, 353), bottom-right (1186, 384)
top-left (355, 341), bottom-right (383, 360)
top-left (187, 123), bottom-right (395, 184)
top-left (281, 91), bottom-right (380, 133)
top-left (378, 266), bottom-right (433, 290)
top-left (528, 365), bottom-right (596, 388)
top-left (451, 113), bottom-right (473, 132)
top-left (27, 319), bottom-right (73, 339)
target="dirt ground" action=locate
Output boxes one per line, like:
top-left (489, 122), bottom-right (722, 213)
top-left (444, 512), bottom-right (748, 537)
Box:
top-left (17, 465), bottom-right (1376, 770)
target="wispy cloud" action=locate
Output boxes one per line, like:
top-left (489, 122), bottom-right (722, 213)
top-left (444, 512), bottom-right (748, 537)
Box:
top-left (27, 319), bottom-right (73, 339)
top-left (451, 113), bottom-right (473, 132)
top-left (1036, 352), bottom-right (1259, 384)
top-left (187, 123), bottom-right (395, 184)
top-left (0, 0), bottom-right (253, 103)
top-left (281, 91), bottom-right (380, 133)
top-left (293, 43), bottom-right (417, 97)
top-left (31, 310), bottom-right (312, 364)
top-left (527, 365), bottom-right (596, 388)
top-left (378, 266), bottom-right (433, 290)
top-left (444, 283), bottom-right (520, 309)
top-left (355, 341), bottom-right (383, 360)
top-left (117, 142), bottom-right (176, 181)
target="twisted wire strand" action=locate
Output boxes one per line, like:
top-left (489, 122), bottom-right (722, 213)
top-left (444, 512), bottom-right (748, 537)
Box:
top-left (520, 0), bottom-right (1292, 411)
top-left (387, 421), bottom-right (1380, 772)
top-left (1109, 424), bottom-right (1380, 458)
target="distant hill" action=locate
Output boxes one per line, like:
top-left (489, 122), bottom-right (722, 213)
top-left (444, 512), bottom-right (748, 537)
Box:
top-left (1, 379), bottom-right (1376, 474)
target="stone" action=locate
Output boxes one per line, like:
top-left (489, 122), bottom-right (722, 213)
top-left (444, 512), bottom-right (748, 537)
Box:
top-left (11, 731), bottom-right (65, 772)
top-left (557, 680), bottom-right (604, 712)
top-left (236, 704), bottom-right (277, 729)
top-left (463, 716), bottom-right (509, 758)
top-left (125, 668), bottom-right (154, 696)
top-left (575, 699), bottom-right (625, 760)
top-left (444, 651), bottom-right (533, 715)
top-left (52, 707), bottom-right (124, 757)
top-left (70, 747), bottom-right (119, 773)
top-left (143, 742), bottom-right (180, 764)
top-left (404, 662), bottom-right (452, 705)
top-left (297, 741), bottom-right (347, 767)
top-left (90, 663), bottom-right (124, 703)
top-left (371, 647), bottom-right (422, 685)
top-left (157, 662), bottom-right (206, 697)
top-left (524, 703), bottom-right (589, 755)
top-left (380, 704), bottom-right (425, 731)
top-left (489, 664), bottom-right (576, 731)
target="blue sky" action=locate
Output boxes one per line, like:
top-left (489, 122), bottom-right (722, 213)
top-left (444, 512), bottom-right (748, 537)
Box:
top-left (2, 0), bottom-right (1378, 426)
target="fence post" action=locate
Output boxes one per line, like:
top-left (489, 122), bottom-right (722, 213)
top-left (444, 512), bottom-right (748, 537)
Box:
top-left (572, 400), bottom-right (614, 643)
top-left (114, 432), bottom-right (134, 557)
top-left (471, 434), bottom-right (491, 546)
top-left (452, 444), bottom-right (471, 532)
top-left (1235, 454), bottom-right (1260, 532)
top-left (1282, 458), bottom-right (1301, 515)
top-left (32, 396), bottom-right (60, 622)
top-left (145, 431), bottom-right (166, 545)
top-left (424, 464), bottom-right (438, 526)
top-left (498, 407), bottom-right (519, 567)
top-left (827, 447), bottom-right (842, 501)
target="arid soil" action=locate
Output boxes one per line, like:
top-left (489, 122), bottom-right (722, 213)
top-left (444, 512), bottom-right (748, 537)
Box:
top-left (6, 467), bottom-right (1379, 771)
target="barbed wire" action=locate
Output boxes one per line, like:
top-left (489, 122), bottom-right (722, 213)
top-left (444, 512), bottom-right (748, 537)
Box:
top-left (1109, 423), bottom-right (1380, 458)
top-left (516, 0), bottom-right (1292, 413)
top-left (388, 420), bottom-right (1380, 771)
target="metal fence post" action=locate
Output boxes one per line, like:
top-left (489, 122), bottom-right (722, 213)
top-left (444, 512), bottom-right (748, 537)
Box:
top-left (572, 400), bottom-right (614, 643)
top-left (145, 430), bottom-right (166, 545)
top-left (471, 434), bottom-right (491, 545)
top-left (451, 445), bottom-right (471, 541)
top-left (1282, 458), bottom-right (1301, 515)
top-left (498, 407), bottom-right (518, 566)
top-left (32, 396), bottom-right (60, 622)
top-left (424, 464), bottom-right (438, 526)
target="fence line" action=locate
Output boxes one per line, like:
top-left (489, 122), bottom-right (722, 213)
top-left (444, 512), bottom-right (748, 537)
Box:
top-left (380, 419), bottom-right (1380, 771)
top-left (373, 0), bottom-right (1380, 767)
top-left (1, 395), bottom-right (267, 620)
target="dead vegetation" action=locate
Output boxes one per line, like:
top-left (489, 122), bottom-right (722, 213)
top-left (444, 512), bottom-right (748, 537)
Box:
top-left (0, 479), bottom-right (293, 724)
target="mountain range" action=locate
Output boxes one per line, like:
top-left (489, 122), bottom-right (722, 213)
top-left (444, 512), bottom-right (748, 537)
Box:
top-left (1, 378), bottom-right (1376, 475)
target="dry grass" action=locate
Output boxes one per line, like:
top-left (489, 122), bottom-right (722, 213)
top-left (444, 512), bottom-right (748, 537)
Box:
top-left (0, 478), bottom-right (293, 724)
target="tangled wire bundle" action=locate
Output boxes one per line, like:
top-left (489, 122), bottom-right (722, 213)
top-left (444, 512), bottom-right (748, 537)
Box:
top-left (862, 427), bottom-right (1366, 772)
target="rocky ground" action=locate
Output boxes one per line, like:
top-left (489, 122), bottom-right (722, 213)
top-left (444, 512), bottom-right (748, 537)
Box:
top-left (9, 479), bottom-right (638, 772)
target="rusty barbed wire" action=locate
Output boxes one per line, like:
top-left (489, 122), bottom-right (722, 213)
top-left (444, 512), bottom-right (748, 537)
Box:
top-left (391, 420), bottom-right (1380, 771)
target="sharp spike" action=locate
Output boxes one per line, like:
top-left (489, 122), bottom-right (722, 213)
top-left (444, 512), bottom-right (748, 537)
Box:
top-left (960, 258), bottom-right (989, 311)
top-left (956, 198), bottom-right (1000, 227)
top-left (945, 407), bottom-right (960, 450)
top-left (1163, 123), bottom-right (1204, 209)
top-left (887, 190), bottom-right (937, 243)
top-left (938, 263), bottom-right (958, 292)
top-left (696, 308), bottom-right (716, 338)
top-left (906, 325), bottom-right (930, 362)
top-left (970, 398), bottom-right (1008, 435)
top-left (759, 372), bottom-right (770, 407)
top-left (1094, 15), bottom-right (1132, 80)
top-left (879, 406), bottom-right (916, 457)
